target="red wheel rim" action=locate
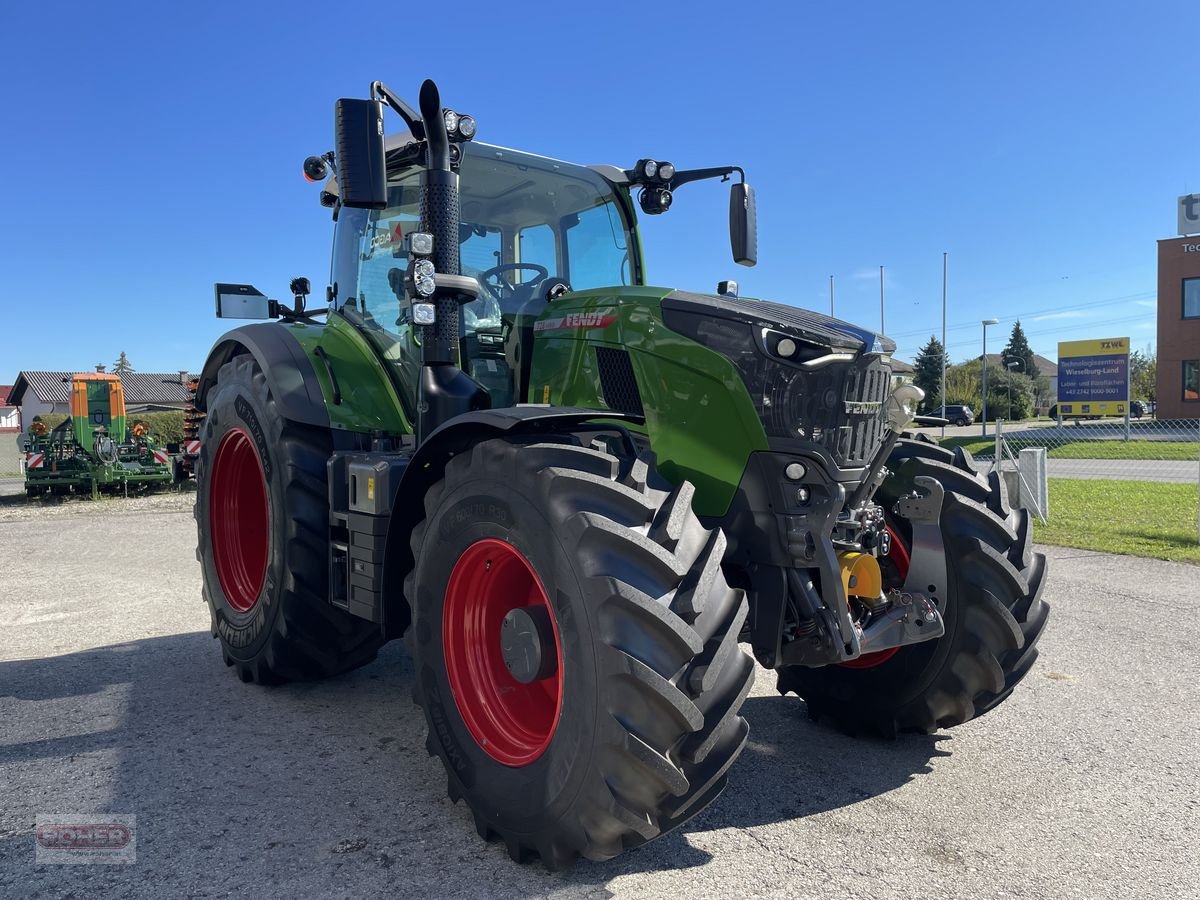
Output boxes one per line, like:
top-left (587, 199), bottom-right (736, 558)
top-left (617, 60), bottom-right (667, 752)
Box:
top-left (208, 428), bottom-right (269, 613)
top-left (443, 539), bottom-right (563, 767)
top-left (839, 524), bottom-right (909, 670)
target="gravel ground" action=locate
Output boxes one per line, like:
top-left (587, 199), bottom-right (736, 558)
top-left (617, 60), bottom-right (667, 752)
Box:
top-left (1, 493), bottom-right (1197, 899)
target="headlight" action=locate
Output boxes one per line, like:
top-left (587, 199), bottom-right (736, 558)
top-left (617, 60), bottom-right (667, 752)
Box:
top-left (458, 115), bottom-right (476, 139)
top-left (413, 259), bottom-right (436, 297)
top-left (443, 110), bottom-right (460, 134)
top-left (412, 302), bottom-right (436, 325)
top-left (410, 232), bottom-right (434, 256)
top-left (658, 162), bottom-right (675, 181)
top-left (642, 159), bottom-right (658, 179)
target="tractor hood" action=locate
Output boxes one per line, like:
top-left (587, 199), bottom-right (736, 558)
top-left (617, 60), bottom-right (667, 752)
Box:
top-left (661, 291), bottom-right (895, 355)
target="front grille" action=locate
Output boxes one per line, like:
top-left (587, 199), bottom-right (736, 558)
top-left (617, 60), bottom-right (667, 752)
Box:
top-left (662, 307), bottom-right (890, 471)
top-left (830, 360), bottom-right (890, 467)
top-left (596, 347), bottom-right (644, 416)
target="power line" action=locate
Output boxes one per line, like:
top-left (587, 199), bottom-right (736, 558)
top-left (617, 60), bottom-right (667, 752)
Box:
top-left (884, 290), bottom-right (1155, 341)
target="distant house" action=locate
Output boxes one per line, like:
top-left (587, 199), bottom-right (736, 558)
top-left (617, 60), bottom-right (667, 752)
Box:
top-left (0, 385), bottom-right (18, 433)
top-left (983, 353), bottom-right (1058, 404)
top-left (8, 370), bottom-right (196, 432)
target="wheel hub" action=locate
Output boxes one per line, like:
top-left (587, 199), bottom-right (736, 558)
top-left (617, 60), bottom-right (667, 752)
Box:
top-left (500, 606), bottom-right (558, 684)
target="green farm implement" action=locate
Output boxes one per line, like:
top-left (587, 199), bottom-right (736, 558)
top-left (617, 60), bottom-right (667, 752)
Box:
top-left (195, 79), bottom-right (1049, 868)
top-left (21, 374), bottom-right (174, 498)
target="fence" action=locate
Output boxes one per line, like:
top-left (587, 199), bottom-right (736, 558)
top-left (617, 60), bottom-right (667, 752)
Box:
top-left (979, 417), bottom-right (1200, 547)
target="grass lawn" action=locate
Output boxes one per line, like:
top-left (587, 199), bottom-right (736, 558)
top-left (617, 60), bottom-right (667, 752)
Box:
top-left (1036, 479), bottom-right (1200, 563)
top-left (938, 435), bottom-right (1199, 461)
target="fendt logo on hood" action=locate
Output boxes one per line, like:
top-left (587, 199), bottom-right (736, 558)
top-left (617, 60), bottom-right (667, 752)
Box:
top-left (534, 310), bottom-right (618, 333)
top-left (845, 401), bottom-right (883, 415)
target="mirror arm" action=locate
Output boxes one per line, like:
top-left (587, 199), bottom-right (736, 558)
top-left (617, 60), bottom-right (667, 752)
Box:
top-left (370, 81), bottom-right (426, 139)
top-left (657, 165), bottom-right (745, 190)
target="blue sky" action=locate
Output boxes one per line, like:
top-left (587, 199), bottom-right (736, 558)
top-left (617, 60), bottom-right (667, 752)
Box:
top-left (1, 1), bottom-right (1195, 382)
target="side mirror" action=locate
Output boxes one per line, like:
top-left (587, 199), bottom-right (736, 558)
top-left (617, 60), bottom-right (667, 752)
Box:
top-left (215, 283), bottom-right (273, 319)
top-left (730, 182), bottom-right (757, 267)
top-left (334, 98), bottom-right (388, 209)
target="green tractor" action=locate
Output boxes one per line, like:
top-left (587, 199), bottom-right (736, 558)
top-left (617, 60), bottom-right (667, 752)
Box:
top-left (22, 374), bottom-right (174, 498)
top-left (196, 79), bottom-right (1048, 867)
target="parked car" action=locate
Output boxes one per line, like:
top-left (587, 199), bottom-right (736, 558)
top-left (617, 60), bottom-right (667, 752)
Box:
top-left (1130, 400), bottom-right (1147, 418)
top-left (929, 404), bottom-right (975, 427)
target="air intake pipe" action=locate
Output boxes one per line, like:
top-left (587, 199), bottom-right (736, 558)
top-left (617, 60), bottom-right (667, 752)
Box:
top-left (414, 79), bottom-right (489, 441)
top-left (418, 79), bottom-right (461, 366)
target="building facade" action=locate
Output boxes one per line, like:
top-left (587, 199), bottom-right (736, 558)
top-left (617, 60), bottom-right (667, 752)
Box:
top-left (0, 386), bottom-right (18, 433)
top-left (1156, 237), bottom-right (1200, 419)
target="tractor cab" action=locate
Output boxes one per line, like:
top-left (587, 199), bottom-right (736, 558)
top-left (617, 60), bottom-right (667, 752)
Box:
top-left (327, 138), bottom-right (638, 413)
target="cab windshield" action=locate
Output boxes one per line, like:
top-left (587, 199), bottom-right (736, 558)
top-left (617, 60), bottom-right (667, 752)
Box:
top-left (333, 142), bottom-right (635, 411)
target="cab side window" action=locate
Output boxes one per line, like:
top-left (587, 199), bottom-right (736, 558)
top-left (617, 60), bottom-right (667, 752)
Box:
top-left (330, 207), bottom-right (368, 311)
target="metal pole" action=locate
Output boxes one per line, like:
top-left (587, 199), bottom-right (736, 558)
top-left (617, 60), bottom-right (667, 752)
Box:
top-left (941, 252), bottom-right (948, 438)
top-left (830, 274), bottom-right (835, 317)
top-left (981, 323), bottom-right (989, 437)
top-left (879, 265), bottom-right (885, 334)
top-left (1124, 349), bottom-right (1132, 442)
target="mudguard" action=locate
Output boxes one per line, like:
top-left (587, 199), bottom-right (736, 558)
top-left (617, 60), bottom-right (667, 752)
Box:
top-left (196, 324), bottom-right (330, 428)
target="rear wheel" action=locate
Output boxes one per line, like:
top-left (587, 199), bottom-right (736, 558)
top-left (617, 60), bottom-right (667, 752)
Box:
top-left (406, 437), bottom-right (754, 868)
top-left (195, 354), bottom-right (383, 683)
top-left (778, 435), bottom-right (1049, 735)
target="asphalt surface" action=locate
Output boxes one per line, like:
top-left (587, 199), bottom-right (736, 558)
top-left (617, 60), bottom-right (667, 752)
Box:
top-left (1, 494), bottom-right (1198, 899)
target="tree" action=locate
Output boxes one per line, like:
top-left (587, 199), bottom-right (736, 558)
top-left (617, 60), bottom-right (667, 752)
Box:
top-left (944, 358), bottom-right (1034, 420)
top-left (944, 361), bottom-right (981, 409)
top-left (1130, 347), bottom-right (1156, 402)
top-left (985, 365), bottom-right (1035, 421)
top-left (912, 335), bottom-right (947, 410)
top-left (1000, 320), bottom-right (1038, 381)
top-left (113, 351), bottom-right (134, 374)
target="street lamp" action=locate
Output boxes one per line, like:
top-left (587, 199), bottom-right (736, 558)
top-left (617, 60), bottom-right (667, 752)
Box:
top-left (981, 319), bottom-right (1000, 436)
top-left (1003, 358), bottom-right (1024, 420)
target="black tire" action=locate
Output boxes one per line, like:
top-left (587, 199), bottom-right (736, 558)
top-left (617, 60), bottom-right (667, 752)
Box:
top-left (195, 354), bottom-right (383, 684)
top-left (778, 435), bottom-right (1049, 735)
top-left (406, 437), bottom-right (754, 868)
top-left (954, 417), bottom-right (968, 427)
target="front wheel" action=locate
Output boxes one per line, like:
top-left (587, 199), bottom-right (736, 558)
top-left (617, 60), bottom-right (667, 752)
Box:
top-left (778, 435), bottom-right (1049, 735)
top-left (406, 437), bottom-right (754, 868)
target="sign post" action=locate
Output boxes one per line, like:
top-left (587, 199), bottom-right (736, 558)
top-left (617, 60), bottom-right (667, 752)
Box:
top-left (1056, 337), bottom-right (1131, 425)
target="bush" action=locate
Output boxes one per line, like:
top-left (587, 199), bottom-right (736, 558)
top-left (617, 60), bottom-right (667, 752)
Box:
top-left (943, 360), bottom-right (1036, 420)
top-left (129, 410), bottom-right (185, 444)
